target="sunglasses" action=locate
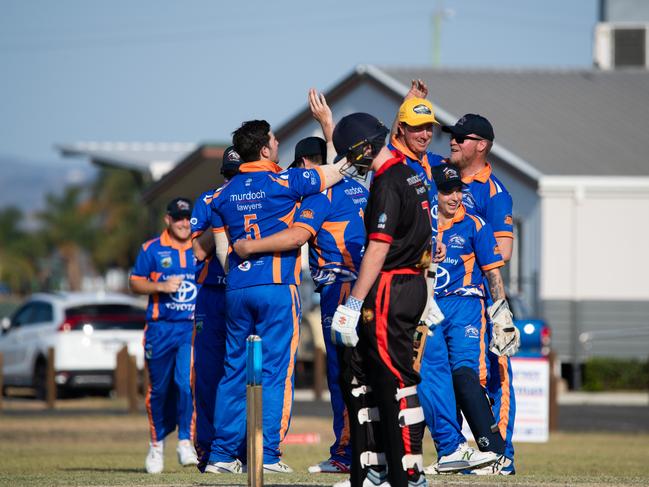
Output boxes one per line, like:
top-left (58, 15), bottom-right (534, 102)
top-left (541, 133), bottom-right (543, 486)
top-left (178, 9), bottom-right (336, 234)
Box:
top-left (451, 134), bottom-right (485, 144)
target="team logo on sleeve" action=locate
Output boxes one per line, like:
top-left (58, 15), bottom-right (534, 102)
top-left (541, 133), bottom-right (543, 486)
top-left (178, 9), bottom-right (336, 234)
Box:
top-left (301, 209), bottom-right (314, 219)
top-left (504, 215), bottom-right (513, 226)
top-left (190, 217), bottom-right (198, 225)
top-left (161, 256), bottom-right (172, 268)
top-left (377, 213), bottom-right (387, 229)
top-left (303, 171), bottom-right (310, 179)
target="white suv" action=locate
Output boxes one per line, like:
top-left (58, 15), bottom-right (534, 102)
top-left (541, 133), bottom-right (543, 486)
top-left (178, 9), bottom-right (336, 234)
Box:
top-left (0, 292), bottom-right (146, 398)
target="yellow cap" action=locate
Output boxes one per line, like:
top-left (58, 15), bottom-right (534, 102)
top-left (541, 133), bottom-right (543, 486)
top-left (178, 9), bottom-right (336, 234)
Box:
top-left (398, 98), bottom-right (439, 127)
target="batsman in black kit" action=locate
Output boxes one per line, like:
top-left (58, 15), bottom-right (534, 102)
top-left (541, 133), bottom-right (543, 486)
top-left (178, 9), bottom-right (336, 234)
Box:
top-left (330, 113), bottom-right (432, 487)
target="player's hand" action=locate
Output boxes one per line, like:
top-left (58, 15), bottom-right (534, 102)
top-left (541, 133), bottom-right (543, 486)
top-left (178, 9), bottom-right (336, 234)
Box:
top-left (331, 297), bottom-right (362, 347)
top-left (488, 299), bottom-right (520, 356)
top-left (159, 276), bottom-right (182, 294)
top-left (309, 88), bottom-right (333, 140)
top-left (433, 240), bottom-right (446, 263)
top-left (405, 79), bottom-right (428, 100)
top-left (232, 239), bottom-right (252, 259)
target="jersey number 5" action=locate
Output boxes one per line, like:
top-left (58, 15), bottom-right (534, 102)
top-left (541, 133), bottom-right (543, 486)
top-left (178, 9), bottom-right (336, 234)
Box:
top-left (244, 214), bottom-right (261, 240)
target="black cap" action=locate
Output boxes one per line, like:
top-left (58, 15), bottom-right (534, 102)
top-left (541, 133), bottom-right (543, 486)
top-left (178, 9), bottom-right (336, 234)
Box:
top-left (221, 145), bottom-right (242, 179)
top-left (442, 114), bottom-right (494, 141)
top-left (332, 113), bottom-right (389, 162)
top-left (166, 197), bottom-right (192, 219)
top-left (289, 136), bottom-right (327, 168)
top-left (432, 163), bottom-right (466, 192)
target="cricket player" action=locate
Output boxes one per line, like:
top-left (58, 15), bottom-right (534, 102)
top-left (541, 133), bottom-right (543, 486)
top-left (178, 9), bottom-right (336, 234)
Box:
top-left (206, 119), bottom-right (349, 474)
top-left (330, 112), bottom-right (431, 487)
top-left (233, 130), bottom-right (368, 474)
top-left (442, 114), bottom-right (519, 474)
top-left (429, 163), bottom-right (514, 468)
top-left (130, 197), bottom-right (198, 474)
top-left (390, 82), bottom-right (496, 474)
top-left (190, 147), bottom-right (241, 472)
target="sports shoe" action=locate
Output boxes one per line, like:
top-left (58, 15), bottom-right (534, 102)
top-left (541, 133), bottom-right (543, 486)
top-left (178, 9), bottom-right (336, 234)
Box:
top-left (435, 443), bottom-right (498, 473)
top-left (309, 458), bottom-right (351, 473)
top-left (176, 439), bottom-right (198, 466)
top-left (205, 459), bottom-right (244, 474)
top-left (332, 480), bottom-right (351, 487)
top-left (362, 467), bottom-right (389, 487)
top-left (263, 461), bottom-right (294, 473)
top-left (464, 455), bottom-right (515, 475)
top-left (145, 441), bottom-right (164, 474)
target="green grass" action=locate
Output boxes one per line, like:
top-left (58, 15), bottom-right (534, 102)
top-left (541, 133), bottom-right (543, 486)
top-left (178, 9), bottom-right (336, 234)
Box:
top-left (0, 398), bottom-right (648, 486)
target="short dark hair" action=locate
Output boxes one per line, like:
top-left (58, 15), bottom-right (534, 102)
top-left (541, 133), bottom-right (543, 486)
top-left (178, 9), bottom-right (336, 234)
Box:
top-left (232, 120), bottom-right (271, 162)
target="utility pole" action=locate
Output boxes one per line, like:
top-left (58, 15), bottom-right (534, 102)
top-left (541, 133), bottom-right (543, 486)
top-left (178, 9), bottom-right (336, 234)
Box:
top-left (431, 0), bottom-right (454, 67)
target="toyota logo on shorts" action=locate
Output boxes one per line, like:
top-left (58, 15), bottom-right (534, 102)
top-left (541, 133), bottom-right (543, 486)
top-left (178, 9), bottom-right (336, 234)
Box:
top-left (172, 281), bottom-right (198, 303)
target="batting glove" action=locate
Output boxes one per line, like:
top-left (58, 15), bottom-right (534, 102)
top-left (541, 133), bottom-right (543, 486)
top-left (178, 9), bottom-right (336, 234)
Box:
top-left (331, 296), bottom-right (362, 347)
top-left (422, 297), bottom-right (444, 329)
top-left (488, 299), bottom-right (521, 357)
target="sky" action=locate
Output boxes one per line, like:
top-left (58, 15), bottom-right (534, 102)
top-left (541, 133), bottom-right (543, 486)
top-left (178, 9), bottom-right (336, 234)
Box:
top-left (0, 0), bottom-right (599, 168)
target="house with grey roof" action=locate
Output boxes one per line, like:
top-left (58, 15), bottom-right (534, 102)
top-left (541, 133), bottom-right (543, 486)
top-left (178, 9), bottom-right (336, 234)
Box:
top-left (274, 64), bottom-right (649, 384)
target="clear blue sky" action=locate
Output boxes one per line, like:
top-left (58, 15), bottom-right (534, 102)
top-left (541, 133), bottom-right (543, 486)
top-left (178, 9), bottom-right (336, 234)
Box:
top-left (1, 0), bottom-right (598, 165)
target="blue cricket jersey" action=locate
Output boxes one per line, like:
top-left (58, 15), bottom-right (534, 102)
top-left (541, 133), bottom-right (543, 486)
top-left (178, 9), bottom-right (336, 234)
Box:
top-left (210, 159), bottom-right (326, 290)
top-left (130, 230), bottom-right (197, 322)
top-left (292, 177), bottom-right (368, 290)
top-left (191, 189), bottom-right (227, 287)
top-left (435, 205), bottom-right (504, 299)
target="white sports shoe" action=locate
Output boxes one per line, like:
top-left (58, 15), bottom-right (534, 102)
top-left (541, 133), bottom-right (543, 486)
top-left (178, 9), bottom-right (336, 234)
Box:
top-left (176, 439), bottom-right (198, 466)
top-left (205, 459), bottom-right (244, 474)
top-left (332, 480), bottom-right (351, 487)
top-left (464, 455), bottom-right (515, 475)
top-left (308, 458), bottom-right (351, 473)
top-left (433, 443), bottom-right (498, 473)
top-left (145, 441), bottom-right (164, 474)
top-left (263, 461), bottom-right (294, 473)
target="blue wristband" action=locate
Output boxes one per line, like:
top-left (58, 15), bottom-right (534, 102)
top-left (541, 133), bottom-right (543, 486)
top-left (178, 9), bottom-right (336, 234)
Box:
top-left (346, 296), bottom-right (363, 311)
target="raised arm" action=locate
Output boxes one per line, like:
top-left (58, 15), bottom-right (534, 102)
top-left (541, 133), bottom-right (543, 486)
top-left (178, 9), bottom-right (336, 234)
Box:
top-left (390, 79), bottom-right (429, 138)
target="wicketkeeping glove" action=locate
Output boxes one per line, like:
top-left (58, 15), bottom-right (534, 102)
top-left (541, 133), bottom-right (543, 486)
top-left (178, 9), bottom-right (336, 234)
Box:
top-left (331, 296), bottom-right (362, 347)
top-left (488, 299), bottom-right (521, 357)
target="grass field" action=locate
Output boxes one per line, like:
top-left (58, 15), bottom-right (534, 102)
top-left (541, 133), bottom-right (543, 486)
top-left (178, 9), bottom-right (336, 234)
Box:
top-left (1, 397), bottom-right (648, 487)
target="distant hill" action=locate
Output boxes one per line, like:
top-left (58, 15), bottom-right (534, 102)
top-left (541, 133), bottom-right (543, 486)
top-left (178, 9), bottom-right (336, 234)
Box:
top-left (0, 155), bottom-right (97, 221)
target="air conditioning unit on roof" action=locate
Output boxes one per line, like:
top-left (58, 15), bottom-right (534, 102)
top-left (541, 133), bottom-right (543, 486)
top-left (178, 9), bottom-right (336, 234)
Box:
top-left (594, 22), bottom-right (649, 69)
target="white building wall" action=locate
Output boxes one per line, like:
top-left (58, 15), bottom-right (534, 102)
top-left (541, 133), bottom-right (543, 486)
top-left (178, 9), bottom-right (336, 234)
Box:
top-left (540, 177), bottom-right (649, 301)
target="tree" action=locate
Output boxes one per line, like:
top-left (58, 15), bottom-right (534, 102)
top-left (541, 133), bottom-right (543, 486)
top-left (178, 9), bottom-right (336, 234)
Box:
top-left (38, 186), bottom-right (96, 291)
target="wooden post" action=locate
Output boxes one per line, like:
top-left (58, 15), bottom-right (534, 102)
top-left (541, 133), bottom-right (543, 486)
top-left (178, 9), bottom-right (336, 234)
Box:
top-left (313, 347), bottom-right (325, 401)
top-left (114, 346), bottom-right (129, 398)
top-left (127, 354), bottom-right (138, 414)
top-left (46, 347), bottom-right (56, 409)
top-left (246, 336), bottom-right (263, 487)
top-left (0, 352), bottom-right (4, 411)
top-left (548, 351), bottom-right (559, 431)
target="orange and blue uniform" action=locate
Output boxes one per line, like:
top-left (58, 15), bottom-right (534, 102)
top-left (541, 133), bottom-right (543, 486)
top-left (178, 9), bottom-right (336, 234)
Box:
top-left (209, 159), bottom-right (326, 465)
top-left (292, 177), bottom-right (368, 467)
top-left (434, 204), bottom-right (507, 455)
top-left (190, 189), bottom-right (227, 470)
top-left (130, 230), bottom-right (197, 446)
top-left (462, 163), bottom-right (516, 463)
